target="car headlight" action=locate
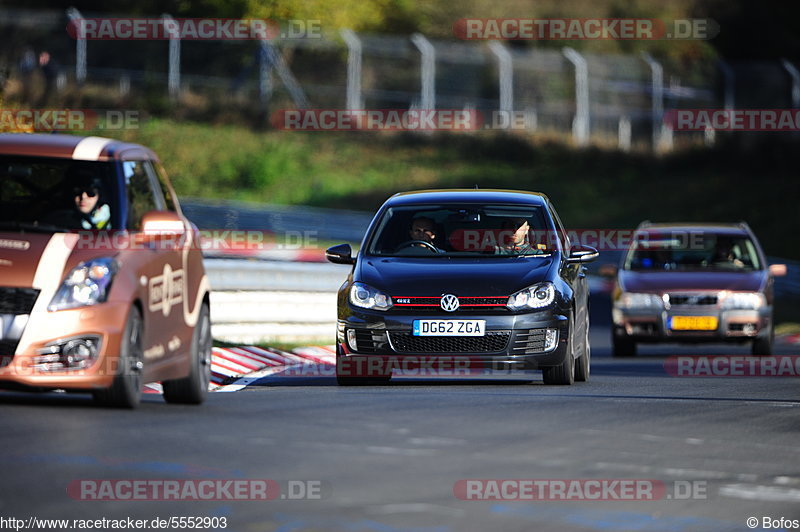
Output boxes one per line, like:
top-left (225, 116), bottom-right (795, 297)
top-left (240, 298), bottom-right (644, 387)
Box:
top-left (349, 282), bottom-right (393, 311)
top-left (49, 257), bottom-right (117, 311)
top-left (616, 292), bottom-right (665, 310)
top-left (721, 292), bottom-right (765, 310)
top-left (507, 282), bottom-right (555, 311)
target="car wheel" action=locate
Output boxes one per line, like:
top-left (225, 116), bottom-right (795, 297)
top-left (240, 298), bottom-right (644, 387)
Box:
top-left (751, 326), bottom-right (774, 356)
top-left (94, 306), bottom-right (144, 408)
top-left (575, 311), bottom-right (590, 382)
top-left (543, 323), bottom-right (575, 385)
top-left (163, 302), bottom-right (212, 404)
top-left (612, 331), bottom-right (637, 357)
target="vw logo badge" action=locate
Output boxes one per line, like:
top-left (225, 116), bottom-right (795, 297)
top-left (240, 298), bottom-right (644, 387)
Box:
top-left (440, 294), bottom-right (460, 312)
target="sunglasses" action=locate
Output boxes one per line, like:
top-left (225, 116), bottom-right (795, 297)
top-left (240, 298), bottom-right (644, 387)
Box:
top-left (74, 188), bottom-right (98, 198)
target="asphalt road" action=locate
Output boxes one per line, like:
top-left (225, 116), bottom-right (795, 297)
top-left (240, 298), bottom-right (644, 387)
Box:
top-left (1, 294), bottom-right (799, 532)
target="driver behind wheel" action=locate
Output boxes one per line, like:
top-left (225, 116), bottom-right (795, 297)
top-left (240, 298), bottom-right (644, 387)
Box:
top-left (410, 216), bottom-right (437, 245)
top-left (395, 216), bottom-right (443, 254)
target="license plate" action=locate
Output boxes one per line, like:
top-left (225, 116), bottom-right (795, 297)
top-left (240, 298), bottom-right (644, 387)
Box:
top-left (669, 316), bottom-right (718, 331)
top-left (413, 319), bottom-right (486, 336)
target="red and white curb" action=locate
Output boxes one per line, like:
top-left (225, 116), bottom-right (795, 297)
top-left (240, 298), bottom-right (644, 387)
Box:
top-left (142, 345), bottom-right (336, 394)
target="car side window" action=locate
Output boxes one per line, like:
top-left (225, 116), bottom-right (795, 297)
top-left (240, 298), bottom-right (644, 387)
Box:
top-left (547, 203), bottom-right (571, 252)
top-left (123, 160), bottom-right (158, 230)
top-left (152, 163), bottom-right (177, 212)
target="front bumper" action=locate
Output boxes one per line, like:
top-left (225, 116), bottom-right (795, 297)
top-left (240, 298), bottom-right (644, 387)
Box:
top-left (337, 308), bottom-right (571, 370)
top-left (612, 305), bottom-right (771, 343)
top-left (0, 302), bottom-right (129, 391)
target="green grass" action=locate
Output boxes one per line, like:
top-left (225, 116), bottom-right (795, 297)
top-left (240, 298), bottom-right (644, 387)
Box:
top-left (108, 118), bottom-right (800, 259)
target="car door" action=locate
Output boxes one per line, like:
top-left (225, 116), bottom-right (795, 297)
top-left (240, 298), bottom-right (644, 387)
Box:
top-left (122, 158), bottom-right (188, 376)
top-left (548, 202), bottom-right (589, 338)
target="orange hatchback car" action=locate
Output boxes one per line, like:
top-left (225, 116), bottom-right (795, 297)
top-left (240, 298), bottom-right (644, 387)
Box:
top-left (0, 134), bottom-right (211, 407)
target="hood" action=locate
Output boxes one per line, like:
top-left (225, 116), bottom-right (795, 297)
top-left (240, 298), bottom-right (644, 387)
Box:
top-left (356, 255), bottom-right (556, 296)
top-left (0, 232), bottom-right (59, 288)
top-left (619, 269), bottom-right (765, 293)
top-left (0, 231), bottom-right (117, 289)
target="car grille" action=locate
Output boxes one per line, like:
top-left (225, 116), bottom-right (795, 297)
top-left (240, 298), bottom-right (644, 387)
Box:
top-left (392, 296), bottom-right (508, 313)
top-left (668, 293), bottom-right (718, 306)
top-left (0, 287), bottom-right (40, 315)
top-left (511, 328), bottom-right (552, 354)
top-left (388, 331), bottom-right (511, 354)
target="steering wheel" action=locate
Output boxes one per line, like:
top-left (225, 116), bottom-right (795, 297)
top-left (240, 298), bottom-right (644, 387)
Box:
top-left (395, 240), bottom-right (439, 253)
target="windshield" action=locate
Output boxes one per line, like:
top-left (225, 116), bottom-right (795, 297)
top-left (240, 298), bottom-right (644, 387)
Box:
top-left (366, 204), bottom-right (556, 257)
top-left (0, 156), bottom-right (118, 232)
top-left (624, 232), bottom-right (762, 271)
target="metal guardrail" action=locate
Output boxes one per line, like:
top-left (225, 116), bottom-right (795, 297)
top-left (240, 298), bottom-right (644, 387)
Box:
top-left (205, 258), bottom-right (351, 292)
top-left (182, 199), bottom-right (373, 244)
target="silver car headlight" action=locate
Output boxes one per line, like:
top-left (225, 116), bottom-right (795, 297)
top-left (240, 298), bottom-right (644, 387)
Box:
top-left (507, 282), bottom-right (555, 311)
top-left (616, 292), bottom-right (665, 310)
top-left (349, 282), bottom-right (393, 311)
top-left (721, 292), bottom-right (765, 310)
top-left (49, 257), bottom-right (117, 311)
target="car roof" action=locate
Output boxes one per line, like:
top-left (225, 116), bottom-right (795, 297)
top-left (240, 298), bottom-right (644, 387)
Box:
top-left (0, 133), bottom-right (158, 162)
top-left (636, 222), bottom-right (751, 237)
top-left (385, 189), bottom-right (550, 207)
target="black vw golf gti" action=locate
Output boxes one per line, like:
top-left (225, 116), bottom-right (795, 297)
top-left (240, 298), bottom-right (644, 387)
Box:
top-left (326, 189), bottom-right (598, 385)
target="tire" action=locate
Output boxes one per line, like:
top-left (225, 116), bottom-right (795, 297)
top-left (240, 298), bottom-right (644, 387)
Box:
top-left (163, 302), bottom-right (212, 404)
top-left (542, 323), bottom-right (575, 385)
top-left (94, 306), bottom-right (144, 408)
top-left (574, 311), bottom-right (591, 382)
top-left (612, 331), bottom-right (637, 357)
top-left (752, 326), bottom-right (774, 356)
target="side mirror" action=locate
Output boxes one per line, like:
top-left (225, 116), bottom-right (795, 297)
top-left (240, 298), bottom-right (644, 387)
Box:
top-left (326, 243), bottom-right (355, 265)
top-left (567, 245), bottom-right (599, 264)
top-left (140, 210), bottom-right (186, 240)
top-left (769, 264), bottom-right (787, 277)
top-left (598, 263), bottom-right (619, 278)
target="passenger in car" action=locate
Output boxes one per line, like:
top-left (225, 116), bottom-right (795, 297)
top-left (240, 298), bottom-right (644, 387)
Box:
top-left (496, 217), bottom-right (534, 255)
top-left (71, 171), bottom-right (111, 230)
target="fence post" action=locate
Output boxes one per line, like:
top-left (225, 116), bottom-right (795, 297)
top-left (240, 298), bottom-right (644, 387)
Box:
top-left (340, 29), bottom-right (362, 110)
top-left (162, 14), bottom-right (181, 100)
top-left (641, 52), bottom-right (667, 151)
top-left (258, 36), bottom-right (273, 105)
top-left (66, 8), bottom-right (86, 84)
top-left (781, 59), bottom-right (800, 108)
top-left (618, 116), bottom-right (631, 152)
top-left (488, 41), bottom-right (513, 116)
top-left (410, 33), bottom-right (436, 110)
top-left (562, 47), bottom-right (589, 146)
top-left (718, 60), bottom-right (735, 111)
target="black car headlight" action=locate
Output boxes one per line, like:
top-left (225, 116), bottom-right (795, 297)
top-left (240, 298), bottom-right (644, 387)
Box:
top-left (49, 257), bottom-right (117, 311)
top-left (507, 282), bottom-right (555, 311)
top-left (349, 282), bottom-right (393, 311)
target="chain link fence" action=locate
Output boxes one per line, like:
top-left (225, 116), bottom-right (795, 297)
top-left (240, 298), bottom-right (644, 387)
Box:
top-left (1, 7), bottom-right (799, 150)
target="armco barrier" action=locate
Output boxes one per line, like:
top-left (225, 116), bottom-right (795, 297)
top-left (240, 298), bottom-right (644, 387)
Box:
top-left (205, 259), bottom-right (351, 343)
